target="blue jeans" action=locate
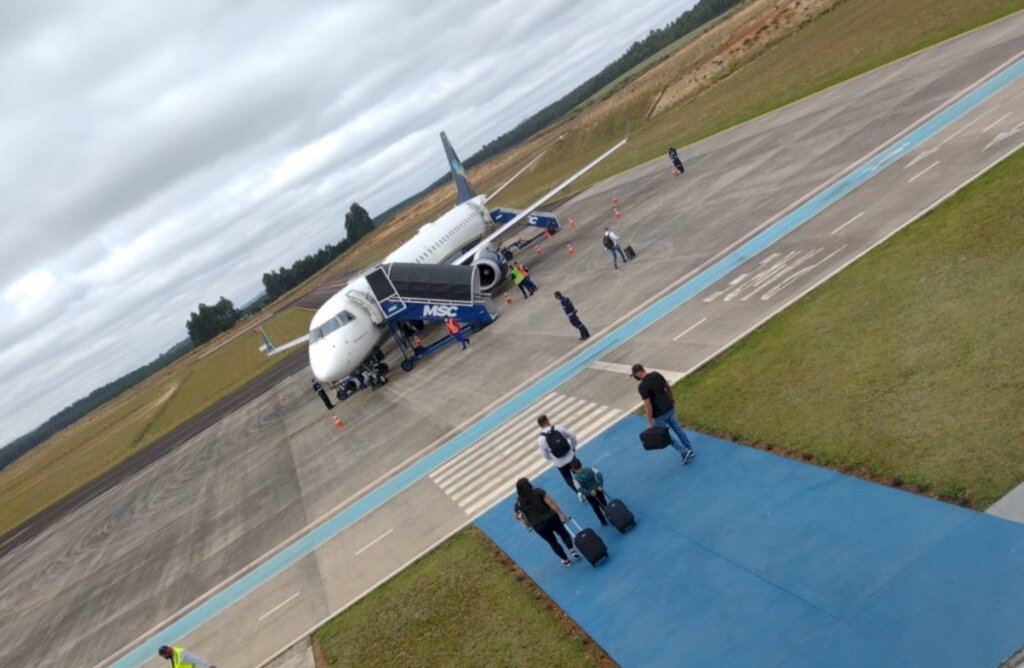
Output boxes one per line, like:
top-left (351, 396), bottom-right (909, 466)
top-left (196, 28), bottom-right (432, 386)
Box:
top-left (652, 410), bottom-right (692, 453)
top-left (609, 245), bottom-right (627, 267)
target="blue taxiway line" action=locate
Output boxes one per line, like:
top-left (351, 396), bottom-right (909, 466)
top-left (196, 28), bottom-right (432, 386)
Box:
top-left (113, 56), bottom-right (1024, 666)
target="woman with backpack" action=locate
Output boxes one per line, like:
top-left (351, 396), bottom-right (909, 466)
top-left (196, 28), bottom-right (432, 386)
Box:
top-left (513, 478), bottom-right (580, 566)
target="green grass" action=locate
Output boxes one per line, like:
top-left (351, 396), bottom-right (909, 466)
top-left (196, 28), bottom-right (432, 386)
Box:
top-left (673, 149), bottom-right (1024, 509)
top-left (141, 308), bottom-right (311, 442)
top-left (0, 308), bottom-right (311, 538)
top-left (314, 528), bottom-right (609, 667)
top-left (496, 0), bottom-right (1024, 209)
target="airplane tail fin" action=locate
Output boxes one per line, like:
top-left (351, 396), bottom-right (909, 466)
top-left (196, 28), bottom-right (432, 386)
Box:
top-left (256, 327), bottom-right (276, 354)
top-left (441, 131), bottom-right (476, 204)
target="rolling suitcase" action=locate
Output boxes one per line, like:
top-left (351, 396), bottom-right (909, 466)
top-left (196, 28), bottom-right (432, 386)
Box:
top-left (640, 426), bottom-right (672, 450)
top-left (603, 497), bottom-right (636, 534)
top-left (624, 245), bottom-right (637, 260)
top-left (569, 518), bottom-right (607, 567)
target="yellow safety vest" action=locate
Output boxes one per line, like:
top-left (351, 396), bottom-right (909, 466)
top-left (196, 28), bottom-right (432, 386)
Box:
top-left (171, 647), bottom-right (196, 668)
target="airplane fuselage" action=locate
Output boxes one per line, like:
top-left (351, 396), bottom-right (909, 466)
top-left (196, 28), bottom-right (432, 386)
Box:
top-left (308, 196), bottom-right (492, 383)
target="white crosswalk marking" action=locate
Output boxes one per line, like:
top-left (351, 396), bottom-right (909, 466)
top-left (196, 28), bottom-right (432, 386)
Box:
top-left (429, 392), bottom-right (625, 516)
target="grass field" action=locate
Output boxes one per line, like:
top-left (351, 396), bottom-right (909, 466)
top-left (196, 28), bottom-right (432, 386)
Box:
top-left (674, 149), bottom-right (1024, 509)
top-left (0, 308), bottom-right (311, 538)
top-left (314, 527), bottom-right (609, 667)
top-left (494, 0), bottom-right (1024, 208)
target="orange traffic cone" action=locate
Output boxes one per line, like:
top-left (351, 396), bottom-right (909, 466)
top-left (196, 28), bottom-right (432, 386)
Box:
top-left (566, 244), bottom-right (575, 256)
top-left (278, 393), bottom-right (288, 405)
top-left (332, 414), bottom-right (345, 429)
top-left (614, 208), bottom-right (622, 220)
top-left (672, 168), bottom-right (681, 176)
top-left (612, 196), bottom-right (620, 207)
top-left (535, 244), bottom-right (543, 256)
top-left (544, 228), bottom-right (553, 240)
top-left (505, 292), bottom-right (513, 305)
top-left (569, 218), bottom-right (576, 228)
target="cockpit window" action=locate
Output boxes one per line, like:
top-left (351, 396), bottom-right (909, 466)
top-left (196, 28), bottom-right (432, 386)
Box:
top-left (309, 309), bottom-right (357, 343)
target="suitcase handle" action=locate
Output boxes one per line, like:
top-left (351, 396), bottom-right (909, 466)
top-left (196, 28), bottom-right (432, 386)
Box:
top-left (567, 517), bottom-right (583, 535)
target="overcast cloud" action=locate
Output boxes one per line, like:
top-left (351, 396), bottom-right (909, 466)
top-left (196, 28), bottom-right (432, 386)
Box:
top-left (0, 0), bottom-right (690, 446)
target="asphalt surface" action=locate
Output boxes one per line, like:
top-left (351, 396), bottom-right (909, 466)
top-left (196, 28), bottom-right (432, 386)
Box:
top-left (2, 13), bottom-right (1023, 668)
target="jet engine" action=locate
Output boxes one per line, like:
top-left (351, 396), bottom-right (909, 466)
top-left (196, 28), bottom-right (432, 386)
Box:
top-left (472, 249), bottom-right (508, 292)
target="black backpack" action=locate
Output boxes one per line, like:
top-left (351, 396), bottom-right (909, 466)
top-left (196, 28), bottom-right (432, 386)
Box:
top-left (545, 428), bottom-right (572, 458)
top-left (602, 234), bottom-right (614, 249)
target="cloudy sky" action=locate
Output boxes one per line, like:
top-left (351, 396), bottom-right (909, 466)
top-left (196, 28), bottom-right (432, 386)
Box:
top-left (0, 0), bottom-right (690, 446)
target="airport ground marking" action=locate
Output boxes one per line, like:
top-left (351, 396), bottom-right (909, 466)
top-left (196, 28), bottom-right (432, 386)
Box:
top-left (831, 211), bottom-right (864, 235)
top-left (983, 110), bottom-right (1013, 132)
top-left (673, 318), bottom-right (707, 342)
top-left (354, 529), bottom-right (394, 556)
top-left (109, 52), bottom-right (1024, 668)
top-left (909, 160), bottom-right (941, 182)
top-left (258, 592), bottom-right (300, 622)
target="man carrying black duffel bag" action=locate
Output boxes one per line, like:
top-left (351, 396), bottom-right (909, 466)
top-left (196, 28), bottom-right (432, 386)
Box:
top-left (633, 364), bottom-right (696, 464)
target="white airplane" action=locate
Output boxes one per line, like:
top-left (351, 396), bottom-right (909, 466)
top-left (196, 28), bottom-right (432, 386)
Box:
top-left (263, 131), bottom-right (627, 392)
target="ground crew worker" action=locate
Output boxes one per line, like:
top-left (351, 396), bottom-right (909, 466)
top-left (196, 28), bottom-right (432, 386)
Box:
top-left (668, 146), bottom-right (685, 173)
top-left (509, 263), bottom-right (530, 298)
top-left (445, 317), bottom-right (469, 350)
top-left (158, 645), bottom-right (215, 668)
top-left (515, 261), bottom-right (538, 295)
top-left (553, 291), bottom-right (590, 341)
top-left (311, 378), bottom-right (333, 409)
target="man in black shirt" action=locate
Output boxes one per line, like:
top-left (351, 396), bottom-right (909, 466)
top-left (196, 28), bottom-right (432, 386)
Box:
top-left (632, 363), bottom-right (695, 463)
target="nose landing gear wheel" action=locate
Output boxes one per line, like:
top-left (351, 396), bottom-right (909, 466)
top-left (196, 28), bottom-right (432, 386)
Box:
top-left (400, 359), bottom-right (415, 372)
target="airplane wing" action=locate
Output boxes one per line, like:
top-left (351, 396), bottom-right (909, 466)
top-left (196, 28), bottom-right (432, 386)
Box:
top-left (454, 136), bottom-right (628, 265)
top-left (484, 149), bottom-right (547, 203)
top-left (257, 327), bottom-right (309, 356)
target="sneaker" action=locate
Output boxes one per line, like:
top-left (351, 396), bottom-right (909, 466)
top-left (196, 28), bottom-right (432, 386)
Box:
top-left (577, 492), bottom-right (586, 503)
top-left (571, 549), bottom-right (582, 560)
top-left (562, 559), bottom-right (573, 567)
top-left (683, 449), bottom-right (695, 465)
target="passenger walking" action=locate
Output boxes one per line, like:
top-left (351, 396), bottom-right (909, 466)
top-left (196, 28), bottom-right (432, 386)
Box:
top-left (553, 291), bottom-right (590, 340)
top-left (312, 378), bottom-right (333, 409)
top-left (632, 364), bottom-right (695, 464)
top-left (668, 146), bottom-right (685, 173)
top-left (536, 414), bottom-right (579, 493)
top-left (602, 227), bottom-right (628, 269)
top-left (516, 261), bottom-right (538, 295)
top-left (445, 317), bottom-right (469, 350)
top-left (509, 263), bottom-right (530, 298)
top-left (513, 478), bottom-right (581, 566)
top-left (570, 458), bottom-right (608, 526)
top-left (158, 645), bottom-right (216, 668)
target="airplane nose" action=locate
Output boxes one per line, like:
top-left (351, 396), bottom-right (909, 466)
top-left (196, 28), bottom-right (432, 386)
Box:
top-left (310, 340), bottom-right (354, 383)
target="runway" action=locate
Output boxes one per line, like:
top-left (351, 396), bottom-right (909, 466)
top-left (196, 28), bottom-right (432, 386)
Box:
top-left (1, 13), bottom-right (1022, 667)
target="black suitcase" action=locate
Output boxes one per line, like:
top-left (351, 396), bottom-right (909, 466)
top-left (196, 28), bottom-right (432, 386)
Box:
top-left (603, 498), bottom-right (636, 534)
top-left (569, 519), bottom-right (607, 567)
top-left (624, 245), bottom-right (636, 260)
top-left (640, 426), bottom-right (672, 450)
